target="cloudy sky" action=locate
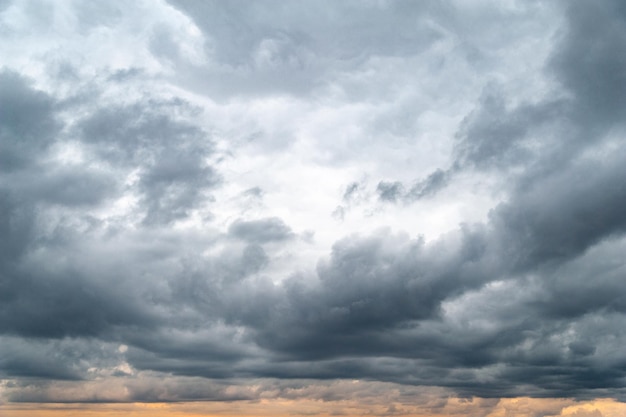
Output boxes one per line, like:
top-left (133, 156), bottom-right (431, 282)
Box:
top-left (2, 1), bottom-right (626, 416)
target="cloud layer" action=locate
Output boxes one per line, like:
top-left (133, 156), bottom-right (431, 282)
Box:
top-left (1, 0), bottom-right (626, 410)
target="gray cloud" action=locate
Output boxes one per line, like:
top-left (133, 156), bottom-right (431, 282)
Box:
top-left (228, 217), bottom-right (294, 243)
top-left (454, 89), bottom-right (565, 172)
top-left (0, 337), bottom-right (127, 381)
top-left (3, 0), bottom-right (626, 408)
top-left (79, 100), bottom-right (219, 225)
top-left (164, 0), bottom-right (448, 97)
top-left (22, 165), bottom-right (117, 207)
top-left (551, 2), bottom-right (626, 131)
top-left (376, 181), bottom-right (403, 203)
top-left (377, 168), bottom-right (452, 203)
top-left (406, 169), bottom-right (451, 200)
top-left (0, 70), bottom-right (60, 171)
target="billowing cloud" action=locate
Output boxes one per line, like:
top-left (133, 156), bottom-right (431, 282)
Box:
top-left (2, 0), bottom-right (626, 415)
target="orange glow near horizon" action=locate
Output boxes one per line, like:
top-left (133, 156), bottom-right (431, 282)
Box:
top-left (1, 397), bottom-right (626, 417)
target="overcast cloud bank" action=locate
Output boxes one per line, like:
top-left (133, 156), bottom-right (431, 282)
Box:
top-left (1, 0), bottom-right (626, 413)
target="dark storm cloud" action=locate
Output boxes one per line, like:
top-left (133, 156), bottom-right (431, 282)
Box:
top-left (0, 71), bottom-right (117, 211)
top-left (491, 155), bottom-right (626, 271)
top-left (0, 271), bottom-right (156, 339)
top-left (0, 224), bottom-right (164, 338)
top-left (529, 238), bottom-right (626, 319)
top-left (448, 0), bottom-right (626, 274)
top-left (0, 70), bottom-right (60, 171)
top-left (379, 0), bottom-right (626, 200)
top-left (0, 70), bottom-right (59, 311)
top-left (122, 323), bottom-right (262, 381)
top-left (551, 1), bottom-right (626, 131)
top-left (4, 0), bottom-right (626, 406)
top-left (0, 337), bottom-right (126, 381)
top-left (454, 0), bottom-right (626, 180)
top-left (198, 0), bottom-right (626, 392)
top-left (0, 70), bottom-right (221, 342)
top-left (229, 227), bottom-right (497, 365)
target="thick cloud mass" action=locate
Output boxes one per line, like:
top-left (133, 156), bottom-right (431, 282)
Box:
top-left (2, 0), bottom-right (626, 407)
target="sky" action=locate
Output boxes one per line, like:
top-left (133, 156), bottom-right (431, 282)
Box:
top-left (1, 0), bottom-right (626, 416)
